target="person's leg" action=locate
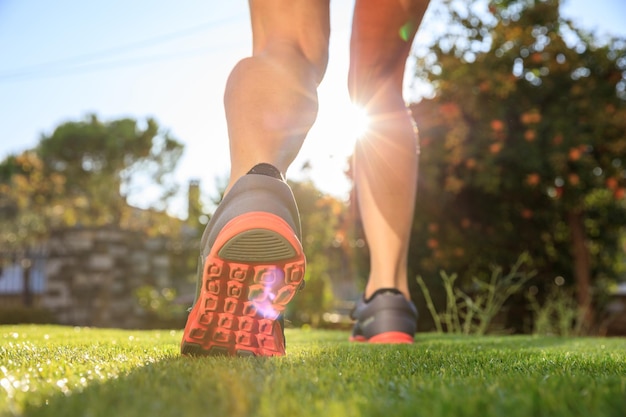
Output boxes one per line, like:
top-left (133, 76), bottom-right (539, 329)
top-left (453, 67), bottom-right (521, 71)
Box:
top-left (349, 0), bottom-right (430, 300)
top-left (181, 1), bottom-right (330, 357)
top-left (224, 0), bottom-right (330, 191)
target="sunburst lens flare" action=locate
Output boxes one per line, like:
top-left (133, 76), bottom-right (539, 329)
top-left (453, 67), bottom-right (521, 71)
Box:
top-left (348, 104), bottom-right (370, 140)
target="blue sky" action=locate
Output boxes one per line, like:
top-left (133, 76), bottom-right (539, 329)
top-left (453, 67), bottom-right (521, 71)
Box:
top-left (0, 0), bottom-right (624, 216)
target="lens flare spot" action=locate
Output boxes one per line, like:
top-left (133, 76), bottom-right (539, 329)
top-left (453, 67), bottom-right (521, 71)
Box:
top-left (399, 21), bottom-right (416, 42)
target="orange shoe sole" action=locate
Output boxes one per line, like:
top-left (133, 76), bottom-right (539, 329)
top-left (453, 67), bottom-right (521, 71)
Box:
top-left (181, 212), bottom-right (305, 357)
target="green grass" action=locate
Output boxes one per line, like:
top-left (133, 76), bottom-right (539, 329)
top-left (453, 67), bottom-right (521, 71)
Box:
top-left (1, 325), bottom-right (625, 417)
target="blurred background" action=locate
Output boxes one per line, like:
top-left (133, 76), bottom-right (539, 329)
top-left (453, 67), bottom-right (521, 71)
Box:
top-left (1, 0), bottom-right (625, 336)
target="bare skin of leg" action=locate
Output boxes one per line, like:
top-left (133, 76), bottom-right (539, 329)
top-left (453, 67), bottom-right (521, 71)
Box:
top-left (223, 0), bottom-right (330, 192)
top-left (349, 0), bottom-right (430, 300)
top-left (223, 0), bottom-right (429, 301)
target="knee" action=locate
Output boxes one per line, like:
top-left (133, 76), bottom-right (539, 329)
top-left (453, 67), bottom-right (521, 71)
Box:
top-left (348, 60), bottom-right (404, 106)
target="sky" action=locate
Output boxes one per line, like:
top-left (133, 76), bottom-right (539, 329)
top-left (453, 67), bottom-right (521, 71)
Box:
top-left (0, 0), bottom-right (625, 217)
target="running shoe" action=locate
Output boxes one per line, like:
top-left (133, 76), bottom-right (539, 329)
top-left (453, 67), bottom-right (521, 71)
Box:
top-left (181, 166), bottom-right (305, 357)
top-left (350, 288), bottom-right (417, 343)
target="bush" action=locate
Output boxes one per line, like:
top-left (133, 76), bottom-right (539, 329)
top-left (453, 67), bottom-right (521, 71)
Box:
top-left (527, 285), bottom-right (584, 336)
top-left (416, 253), bottom-right (536, 334)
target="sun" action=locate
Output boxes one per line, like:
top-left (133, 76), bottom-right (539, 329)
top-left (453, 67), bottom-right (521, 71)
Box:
top-left (346, 104), bottom-right (371, 139)
top-left (292, 84), bottom-right (373, 197)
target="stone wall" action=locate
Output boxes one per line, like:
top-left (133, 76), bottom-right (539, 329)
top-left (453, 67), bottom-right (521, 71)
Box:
top-left (41, 227), bottom-right (172, 328)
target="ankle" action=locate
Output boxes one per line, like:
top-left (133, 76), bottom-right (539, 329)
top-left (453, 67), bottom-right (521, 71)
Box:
top-left (364, 282), bottom-right (410, 301)
top-left (246, 163), bottom-right (284, 180)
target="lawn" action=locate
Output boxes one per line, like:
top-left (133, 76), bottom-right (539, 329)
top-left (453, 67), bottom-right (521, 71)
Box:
top-left (1, 325), bottom-right (625, 417)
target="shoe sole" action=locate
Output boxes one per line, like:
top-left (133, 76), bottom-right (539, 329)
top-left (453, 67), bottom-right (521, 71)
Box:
top-left (181, 212), bottom-right (305, 357)
top-left (349, 331), bottom-right (414, 344)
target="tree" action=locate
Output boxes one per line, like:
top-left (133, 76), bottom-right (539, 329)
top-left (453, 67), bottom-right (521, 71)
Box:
top-left (0, 114), bottom-right (185, 250)
top-left (409, 0), bottom-right (626, 330)
top-left (0, 151), bottom-right (66, 250)
top-left (37, 114), bottom-right (184, 226)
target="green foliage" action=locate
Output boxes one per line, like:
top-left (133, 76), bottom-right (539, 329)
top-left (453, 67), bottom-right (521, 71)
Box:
top-left (37, 114), bottom-right (184, 223)
top-left (0, 152), bottom-right (66, 249)
top-left (409, 0), bottom-right (626, 318)
top-left (1, 326), bottom-right (626, 417)
top-left (527, 285), bottom-right (585, 336)
top-left (0, 114), bottom-right (185, 250)
top-left (287, 180), bottom-right (354, 326)
top-left (417, 253), bottom-right (536, 334)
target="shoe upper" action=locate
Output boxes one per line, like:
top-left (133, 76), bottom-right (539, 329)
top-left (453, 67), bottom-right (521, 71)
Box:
top-left (351, 289), bottom-right (418, 340)
top-left (200, 174), bottom-right (302, 261)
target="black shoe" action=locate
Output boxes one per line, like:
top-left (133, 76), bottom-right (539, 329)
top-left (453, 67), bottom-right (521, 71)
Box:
top-left (350, 289), bottom-right (417, 343)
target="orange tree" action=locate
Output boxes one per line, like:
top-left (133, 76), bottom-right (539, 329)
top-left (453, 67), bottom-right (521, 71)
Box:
top-left (409, 0), bottom-right (626, 329)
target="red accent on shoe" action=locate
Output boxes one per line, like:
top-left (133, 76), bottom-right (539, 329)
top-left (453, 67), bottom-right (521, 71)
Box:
top-left (367, 331), bottom-right (414, 344)
top-left (349, 335), bottom-right (367, 342)
top-left (349, 331), bottom-right (414, 344)
top-left (181, 212), bottom-right (305, 357)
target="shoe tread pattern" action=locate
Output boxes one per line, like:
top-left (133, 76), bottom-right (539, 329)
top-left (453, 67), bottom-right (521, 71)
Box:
top-left (182, 222), bottom-right (304, 357)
